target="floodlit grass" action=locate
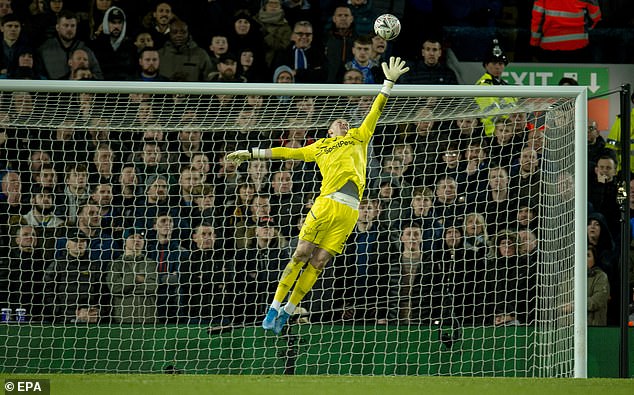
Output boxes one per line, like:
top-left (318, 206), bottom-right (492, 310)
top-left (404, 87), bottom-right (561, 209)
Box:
top-left (1, 374), bottom-right (633, 395)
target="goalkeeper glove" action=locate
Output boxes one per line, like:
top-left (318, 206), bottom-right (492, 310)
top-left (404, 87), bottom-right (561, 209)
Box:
top-left (381, 56), bottom-right (410, 95)
top-left (226, 148), bottom-right (267, 166)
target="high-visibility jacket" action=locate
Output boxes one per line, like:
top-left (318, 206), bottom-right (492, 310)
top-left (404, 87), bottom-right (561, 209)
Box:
top-left (530, 0), bottom-right (601, 51)
top-left (606, 109), bottom-right (634, 173)
top-left (475, 72), bottom-right (518, 136)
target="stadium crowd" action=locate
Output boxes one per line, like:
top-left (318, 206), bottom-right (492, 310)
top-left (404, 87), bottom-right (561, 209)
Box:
top-left (0, 0), bottom-right (632, 328)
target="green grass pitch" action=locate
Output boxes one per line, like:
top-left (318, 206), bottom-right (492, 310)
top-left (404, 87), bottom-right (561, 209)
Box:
top-left (1, 374), bottom-right (633, 395)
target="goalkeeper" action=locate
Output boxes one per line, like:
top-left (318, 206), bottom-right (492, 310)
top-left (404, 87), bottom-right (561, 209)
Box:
top-left (227, 57), bottom-right (409, 335)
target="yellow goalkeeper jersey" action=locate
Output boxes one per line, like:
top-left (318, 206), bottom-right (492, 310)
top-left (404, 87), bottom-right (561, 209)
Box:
top-left (270, 94), bottom-right (387, 200)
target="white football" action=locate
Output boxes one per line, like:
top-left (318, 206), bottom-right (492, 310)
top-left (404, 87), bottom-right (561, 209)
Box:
top-left (374, 14), bottom-right (401, 41)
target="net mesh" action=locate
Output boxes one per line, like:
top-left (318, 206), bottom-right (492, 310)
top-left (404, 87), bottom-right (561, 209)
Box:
top-left (0, 82), bottom-right (578, 376)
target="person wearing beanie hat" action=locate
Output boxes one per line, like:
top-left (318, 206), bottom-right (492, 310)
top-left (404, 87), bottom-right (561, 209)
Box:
top-left (226, 56), bottom-right (409, 335)
top-left (272, 64), bottom-right (294, 103)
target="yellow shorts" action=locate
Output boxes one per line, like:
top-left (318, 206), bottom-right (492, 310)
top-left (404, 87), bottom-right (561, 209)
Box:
top-left (299, 196), bottom-right (359, 255)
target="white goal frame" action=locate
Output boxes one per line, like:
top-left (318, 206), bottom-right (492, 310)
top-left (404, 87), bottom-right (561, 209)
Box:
top-left (0, 80), bottom-right (588, 377)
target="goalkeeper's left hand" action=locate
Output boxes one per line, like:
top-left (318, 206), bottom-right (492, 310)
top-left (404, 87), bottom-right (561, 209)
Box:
top-left (226, 150), bottom-right (251, 166)
top-left (381, 56), bottom-right (409, 83)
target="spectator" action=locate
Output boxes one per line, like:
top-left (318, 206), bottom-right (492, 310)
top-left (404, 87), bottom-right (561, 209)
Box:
top-left (88, 143), bottom-right (117, 185)
top-left (589, 155), bottom-right (620, 241)
top-left (236, 193), bottom-right (272, 250)
top-left (238, 47), bottom-right (268, 83)
top-left (530, 0), bottom-right (601, 63)
top-left (5, 47), bottom-right (45, 79)
top-left (27, 0), bottom-right (65, 48)
top-left (207, 52), bottom-right (246, 82)
top-left (179, 223), bottom-right (232, 324)
top-left (477, 164), bottom-right (514, 236)
top-left (587, 119), bottom-right (616, 172)
top-left (388, 222), bottom-right (425, 323)
top-left (145, 211), bottom-right (187, 324)
top-left (269, 169), bottom-right (304, 238)
top-left (38, 10), bottom-right (103, 79)
top-left (402, 106), bottom-right (443, 186)
top-left (190, 183), bottom-right (219, 230)
top-left (205, 31), bottom-right (229, 69)
top-left (0, 224), bottom-right (46, 321)
top-left (170, 164), bottom-right (205, 231)
top-left (348, 0), bottom-right (377, 36)
top-left (226, 9), bottom-right (266, 68)
top-left (244, 158), bottom-right (270, 194)
top-left (324, 4), bottom-right (356, 83)
top-left (456, 139), bottom-right (489, 205)
top-left (430, 221), bottom-right (476, 326)
top-left (401, 37), bottom-right (458, 85)
top-left (271, 20), bottom-right (326, 83)
top-left (130, 46), bottom-right (169, 81)
top-left (111, 163), bottom-right (139, 232)
top-left (369, 32), bottom-right (388, 64)
top-left (43, 227), bottom-right (106, 323)
top-left (88, 182), bottom-right (122, 238)
top-left (190, 152), bottom-right (213, 181)
top-left (514, 198), bottom-right (539, 232)
top-left (340, 197), bottom-right (393, 323)
top-left (340, 34), bottom-right (382, 84)
top-left (254, 0), bottom-right (292, 68)
top-left (432, 175), bottom-right (466, 226)
top-left (158, 18), bottom-right (213, 81)
top-left (56, 162), bottom-right (89, 226)
top-left (1, 14), bottom-right (35, 78)
top-left (488, 116), bottom-right (522, 170)
top-left (32, 163), bottom-right (62, 201)
top-left (236, 216), bottom-right (290, 325)
top-left (451, 117), bottom-right (486, 146)
top-left (131, 140), bottom-right (169, 186)
top-left (83, 0), bottom-right (113, 41)
top-left (587, 211), bottom-right (619, 325)
top-left (132, 30), bottom-right (154, 52)
top-left (432, 142), bottom-right (462, 184)
top-left (141, 1), bottom-right (175, 50)
top-left (23, 185), bottom-right (63, 229)
top-left (54, 201), bottom-right (119, 265)
top-left (462, 211), bottom-right (489, 257)
top-left (586, 245), bottom-right (610, 326)
top-left (89, 6), bottom-right (136, 80)
top-left (108, 229), bottom-right (158, 324)
top-left (510, 145), bottom-right (542, 201)
top-left (49, 121), bottom-right (88, 169)
top-left (133, 174), bottom-right (172, 232)
top-left (213, 151), bottom-right (243, 203)
top-left (485, 230), bottom-right (520, 325)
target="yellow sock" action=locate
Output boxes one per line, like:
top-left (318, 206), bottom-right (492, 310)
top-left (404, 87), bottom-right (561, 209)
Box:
top-left (273, 258), bottom-right (306, 303)
top-left (288, 264), bottom-right (322, 306)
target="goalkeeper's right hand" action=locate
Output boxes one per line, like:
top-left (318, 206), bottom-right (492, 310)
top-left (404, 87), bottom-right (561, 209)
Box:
top-left (226, 150), bottom-right (251, 166)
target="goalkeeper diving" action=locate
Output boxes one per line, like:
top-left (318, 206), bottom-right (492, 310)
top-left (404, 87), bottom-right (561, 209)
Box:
top-left (227, 57), bottom-right (409, 335)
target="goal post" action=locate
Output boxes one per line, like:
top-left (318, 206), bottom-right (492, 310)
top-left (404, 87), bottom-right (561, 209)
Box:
top-left (0, 80), bottom-right (587, 377)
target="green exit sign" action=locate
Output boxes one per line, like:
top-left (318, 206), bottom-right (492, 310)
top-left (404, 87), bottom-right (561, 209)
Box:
top-left (502, 65), bottom-right (610, 94)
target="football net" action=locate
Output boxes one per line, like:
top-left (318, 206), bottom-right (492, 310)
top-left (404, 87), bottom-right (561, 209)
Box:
top-left (0, 80), bottom-right (587, 377)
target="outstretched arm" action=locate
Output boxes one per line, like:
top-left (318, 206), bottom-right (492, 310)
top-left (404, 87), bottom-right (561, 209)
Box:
top-left (356, 57), bottom-right (410, 139)
top-left (226, 145), bottom-right (313, 166)
top-left (226, 148), bottom-right (271, 166)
